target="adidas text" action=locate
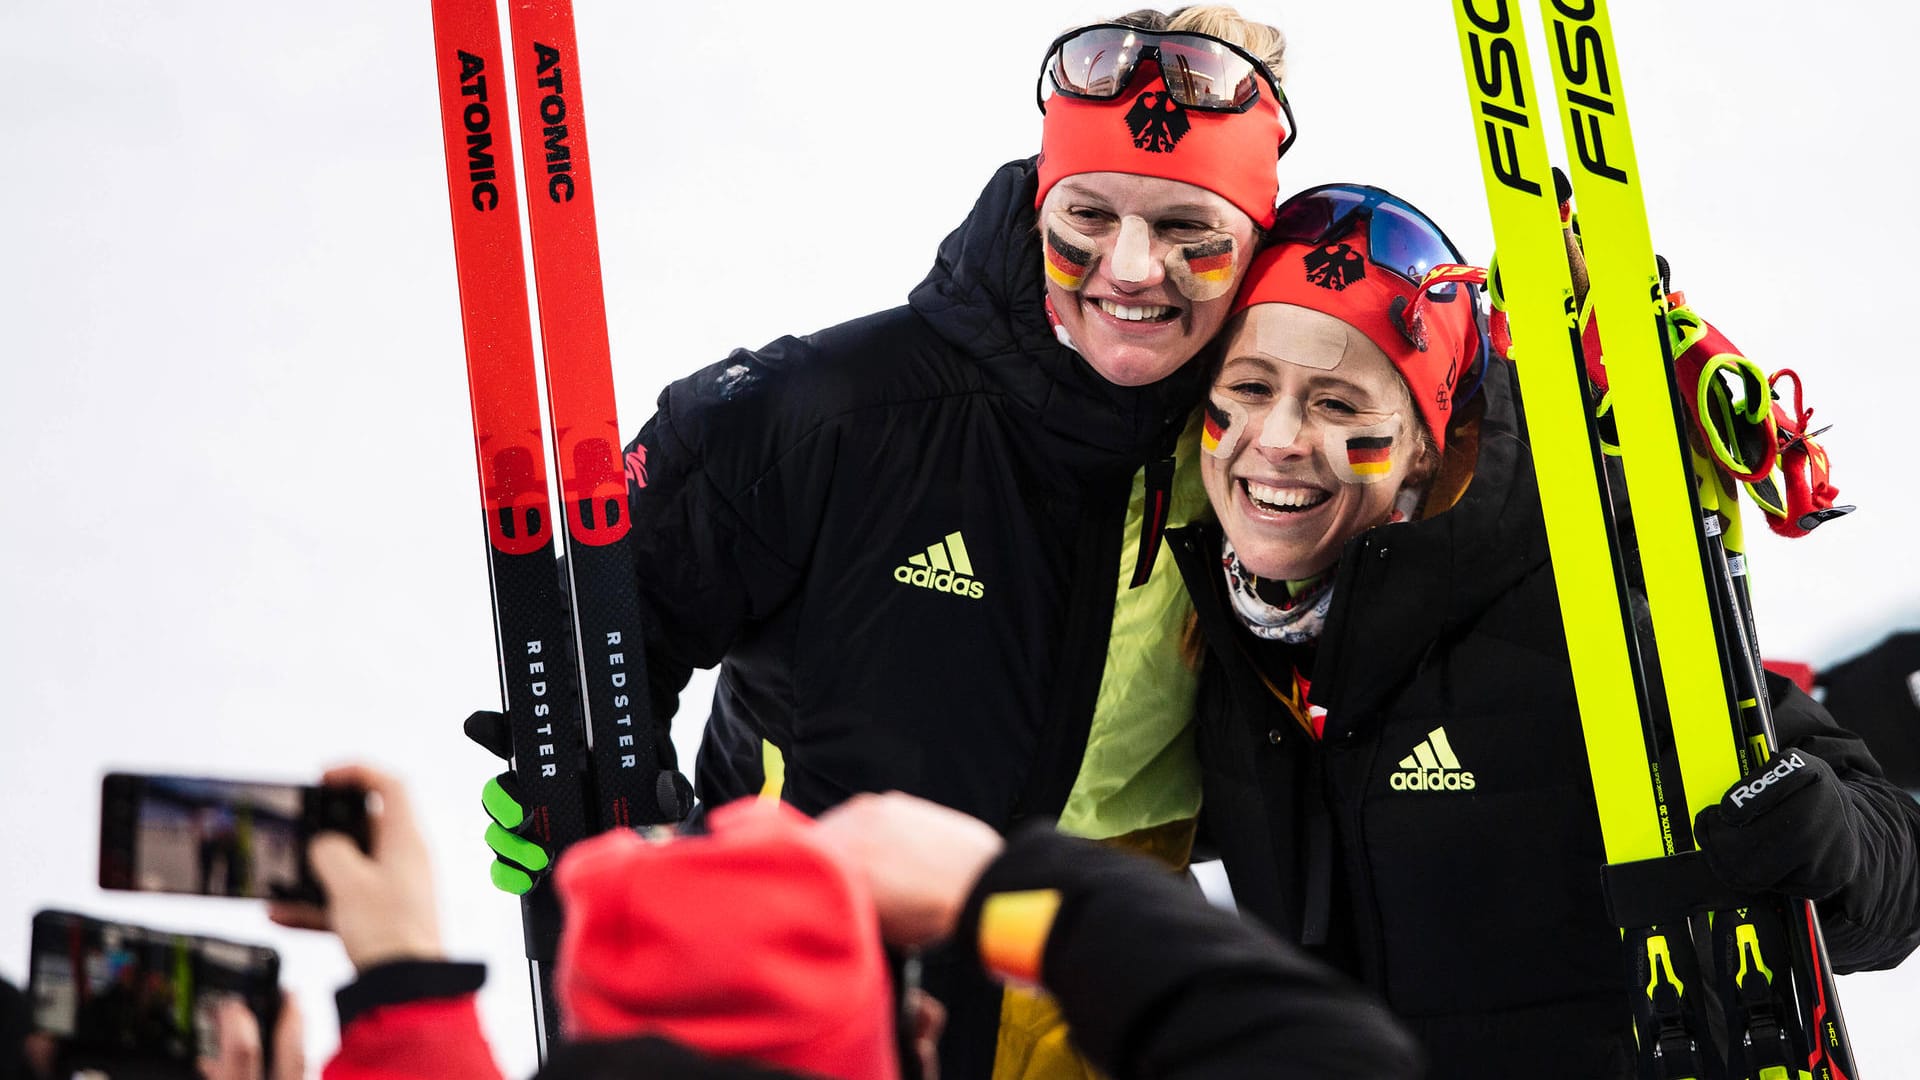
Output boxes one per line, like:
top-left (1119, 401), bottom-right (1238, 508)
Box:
top-left (1729, 751), bottom-right (1805, 809)
top-left (893, 564), bottom-right (985, 600)
top-left (1390, 768), bottom-right (1476, 792)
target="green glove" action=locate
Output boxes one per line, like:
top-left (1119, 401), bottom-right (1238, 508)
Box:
top-left (467, 709), bottom-right (552, 896)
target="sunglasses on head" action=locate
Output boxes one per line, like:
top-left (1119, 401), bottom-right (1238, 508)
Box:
top-left (1037, 24), bottom-right (1295, 144)
top-left (1274, 184), bottom-right (1491, 379)
top-left (1270, 184), bottom-right (1471, 290)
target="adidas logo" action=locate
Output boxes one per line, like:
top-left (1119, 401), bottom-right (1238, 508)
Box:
top-left (893, 531), bottom-right (986, 600)
top-left (1389, 726), bottom-right (1476, 792)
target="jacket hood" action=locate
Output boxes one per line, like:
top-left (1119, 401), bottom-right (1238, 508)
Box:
top-left (1365, 355), bottom-right (1549, 630)
top-left (908, 158), bottom-right (1205, 470)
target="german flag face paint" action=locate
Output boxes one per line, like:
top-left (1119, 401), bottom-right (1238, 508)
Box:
top-left (1044, 222), bottom-right (1098, 292)
top-left (1167, 236), bottom-right (1239, 301)
top-left (1325, 416), bottom-right (1404, 485)
top-left (1344, 436), bottom-right (1394, 477)
top-left (1202, 395), bottom-right (1248, 459)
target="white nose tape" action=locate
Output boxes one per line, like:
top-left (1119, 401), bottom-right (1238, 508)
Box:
top-left (1257, 397), bottom-right (1303, 449)
top-left (1110, 216), bottom-right (1154, 282)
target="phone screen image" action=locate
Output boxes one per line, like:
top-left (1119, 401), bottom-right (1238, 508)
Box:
top-left (28, 910), bottom-right (280, 1069)
top-left (100, 773), bottom-right (368, 902)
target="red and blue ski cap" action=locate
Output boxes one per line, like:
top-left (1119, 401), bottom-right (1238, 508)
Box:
top-left (1230, 185), bottom-right (1487, 449)
top-left (1036, 37), bottom-right (1293, 229)
top-left (554, 798), bottom-right (899, 1080)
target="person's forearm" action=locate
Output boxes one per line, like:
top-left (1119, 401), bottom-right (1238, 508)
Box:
top-left (325, 963), bottom-right (504, 1080)
top-left (960, 828), bottom-right (1423, 1080)
top-left (1820, 773), bottom-right (1920, 971)
top-left (1766, 674), bottom-right (1920, 969)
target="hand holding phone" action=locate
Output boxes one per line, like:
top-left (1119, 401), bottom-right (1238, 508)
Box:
top-left (27, 910), bottom-right (281, 1073)
top-left (267, 764), bottom-right (447, 973)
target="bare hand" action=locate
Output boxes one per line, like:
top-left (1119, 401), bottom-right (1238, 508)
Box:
top-left (813, 792), bottom-right (1004, 946)
top-left (21, 1033), bottom-right (57, 1079)
top-left (905, 988), bottom-right (946, 1080)
top-left (195, 993), bottom-right (305, 1080)
top-left (267, 764), bottom-right (445, 971)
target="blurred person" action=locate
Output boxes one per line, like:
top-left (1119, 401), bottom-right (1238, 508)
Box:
top-left (1804, 630), bottom-right (1920, 794)
top-left (196, 808), bottom-right (244, 898)
top-left (3, 975), bottom-right (34, 1077)
top-left (1167, 184), bottom-right (1920, 1077)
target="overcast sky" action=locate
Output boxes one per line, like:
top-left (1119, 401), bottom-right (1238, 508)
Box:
top-left (3, 0), bottom-right (1915, 1072)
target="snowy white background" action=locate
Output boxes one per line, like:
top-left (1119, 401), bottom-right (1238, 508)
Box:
top-left (2, 0), bottom-right (1915, 1073)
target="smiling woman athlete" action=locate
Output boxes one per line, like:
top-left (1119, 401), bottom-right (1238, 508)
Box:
top-left (1169, 184), bottom-right (1920, 1078)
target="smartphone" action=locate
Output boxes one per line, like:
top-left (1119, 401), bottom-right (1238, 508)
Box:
top-left (99, 772), bottom-right (370, 903)
top-left (28, 909), bottom-right (281, 1073)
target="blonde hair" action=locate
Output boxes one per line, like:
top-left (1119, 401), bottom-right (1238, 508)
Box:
top-left (1104, 6), bottom-right (1288, 84)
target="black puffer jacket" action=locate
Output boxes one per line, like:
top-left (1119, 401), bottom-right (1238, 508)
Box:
top-left (1169, 358), bottom-right (1920, 1078)
top-left (624, 157), bottom-right (1200, 824)
top-left (623, 159), bottom-right (1205, 1080)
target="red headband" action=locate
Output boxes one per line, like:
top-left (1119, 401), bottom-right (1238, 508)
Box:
top-left (1230, 242), bottom-right (1480, 450)
top-left (1036, 60), bottom-right (1286, 229)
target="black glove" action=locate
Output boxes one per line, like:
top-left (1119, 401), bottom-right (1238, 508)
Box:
top-left (1694, 746), bottom-right (1862, 901)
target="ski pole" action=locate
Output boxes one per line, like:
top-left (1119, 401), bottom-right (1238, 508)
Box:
top-left (1700, 464), bottom-right (1857, 1079)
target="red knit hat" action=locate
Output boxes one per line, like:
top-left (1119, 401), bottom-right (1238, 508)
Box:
top-left (554, 799), bottom-right (899, 1080)
top-left (1230, 239), bottom-right (1482, 449)
top-left (1037, 59), bottom-right (1289, 229)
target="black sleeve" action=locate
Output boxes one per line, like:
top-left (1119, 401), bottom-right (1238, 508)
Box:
top-left (622, 342), bottom-right (827, 747)
top-left (334, 961), bottom-right (487, 1028)
top-left (956, 827), bottom-right (1423, 1080)
top-left (1769, 671), bottom-right (1920, 971)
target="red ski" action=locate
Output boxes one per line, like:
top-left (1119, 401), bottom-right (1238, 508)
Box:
top-left (504, 0), bottom-right (678, 835)
top-left (428, 0), bottom-right (682, 1053)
